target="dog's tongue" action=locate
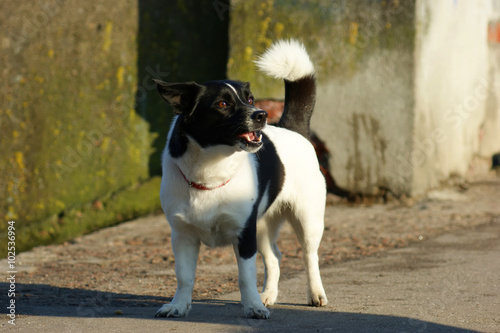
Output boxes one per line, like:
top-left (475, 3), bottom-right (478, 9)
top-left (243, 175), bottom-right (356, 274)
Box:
top-left (240, 131), bottom-right (262, 143)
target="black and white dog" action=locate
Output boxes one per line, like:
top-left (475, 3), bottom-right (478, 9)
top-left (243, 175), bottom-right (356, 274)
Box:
top-left (154, 40), bottom-right (327, 319)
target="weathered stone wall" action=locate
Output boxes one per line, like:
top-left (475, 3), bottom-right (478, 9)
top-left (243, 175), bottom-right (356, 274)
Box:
top-left (229, 0), bottom-right (500, 196)
top-left (0, 0), bottom-right (148, 253)
top-left (413, 0), bottom-right (500, 193)
top-left (2, 0), bottom-right (498, 253)
top-left (0, 0), bottom-right (229, 254)
top-left (229, 0), bottom-right (416, 195)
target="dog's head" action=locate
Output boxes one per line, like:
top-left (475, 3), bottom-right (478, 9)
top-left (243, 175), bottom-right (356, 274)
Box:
top-left (154, 79), bottom-right (268, 153)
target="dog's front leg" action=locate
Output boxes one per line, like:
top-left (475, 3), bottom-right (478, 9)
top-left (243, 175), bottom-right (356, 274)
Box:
top-left (156, 231), bottom-right (200, 318)
top-left (234, 237), bottom-right (270, 319)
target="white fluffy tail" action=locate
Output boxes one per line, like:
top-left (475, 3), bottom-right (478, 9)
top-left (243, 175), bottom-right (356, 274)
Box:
top-left (255, 39), bottom-right (315, 82)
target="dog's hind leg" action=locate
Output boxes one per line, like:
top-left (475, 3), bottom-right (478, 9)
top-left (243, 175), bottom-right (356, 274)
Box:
top-left (257, 217), bottom-right (283, 306)
top-left (288, 208), bottom-right (328, 307)
top-left (156, 230), bottom-right (200, 318)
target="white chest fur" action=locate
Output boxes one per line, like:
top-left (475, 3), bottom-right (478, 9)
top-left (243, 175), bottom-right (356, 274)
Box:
top-left (160, 143), bottom-right (258, 248)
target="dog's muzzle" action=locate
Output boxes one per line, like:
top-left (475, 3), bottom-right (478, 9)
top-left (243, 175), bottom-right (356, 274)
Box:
top-left (238, 110), bottom-right (268, 152)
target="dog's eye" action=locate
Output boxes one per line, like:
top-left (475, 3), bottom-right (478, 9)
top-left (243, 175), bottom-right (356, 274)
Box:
top-left (248, 98), bottom-right (254, 105)
top-left (218, 101), bottom-right (228, 108)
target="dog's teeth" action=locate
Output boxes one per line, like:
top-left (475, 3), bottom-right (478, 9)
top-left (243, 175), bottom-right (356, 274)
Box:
top-left (240, 131), bottom-right (263, 143)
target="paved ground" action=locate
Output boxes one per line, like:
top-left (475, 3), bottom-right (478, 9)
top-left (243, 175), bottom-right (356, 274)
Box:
top-left (1, 174), bottom-right (499, 332)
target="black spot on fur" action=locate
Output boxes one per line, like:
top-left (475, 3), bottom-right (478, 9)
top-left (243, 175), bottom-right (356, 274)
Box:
top-left (238, 133), bottom-right (285, 259)
top-left (168, 116), bottom-right (189, 158)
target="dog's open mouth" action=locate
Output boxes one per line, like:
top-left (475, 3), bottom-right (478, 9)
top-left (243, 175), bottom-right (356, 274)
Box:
top-left (239, 131), bottom-right (262, 144)
top-left (238, 130), bottom-right (263, 152)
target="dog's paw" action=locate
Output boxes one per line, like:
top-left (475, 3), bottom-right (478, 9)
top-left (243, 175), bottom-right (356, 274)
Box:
top-left (244, 303), bottom-right (270, 319)
top-left (308, 292), bottom-right (328, 307)
top-left (155, 302), bottom-right (191, 318)
top-left (260, 290), bottom-right (278, 306)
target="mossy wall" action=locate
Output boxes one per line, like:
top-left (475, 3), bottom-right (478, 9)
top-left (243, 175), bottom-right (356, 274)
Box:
top-left (230, 0), bottom-right (497, 197)
top-left (0, 0), bottom-right (229, 255)
top-left (229, 0), bottom-right (413, 96)
top-left (229, 0), bottom-right (416, 195)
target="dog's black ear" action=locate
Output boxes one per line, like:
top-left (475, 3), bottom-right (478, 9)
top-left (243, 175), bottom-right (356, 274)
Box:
top-left (242, 81), bottom-right (251, 90)
top-left (153, 79), bottom-right (204, 115)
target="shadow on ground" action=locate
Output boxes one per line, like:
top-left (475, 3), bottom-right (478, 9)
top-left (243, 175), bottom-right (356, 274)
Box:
top-left (1, 283), bottom-right (478, 333)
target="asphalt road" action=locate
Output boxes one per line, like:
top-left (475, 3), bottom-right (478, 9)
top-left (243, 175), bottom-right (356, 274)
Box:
top-left (2, 217), bottom-right (499, 332)
top-left (1, 176), bottom-right (499, 332)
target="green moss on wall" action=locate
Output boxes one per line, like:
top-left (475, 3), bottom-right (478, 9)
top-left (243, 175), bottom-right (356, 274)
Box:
top-left (0, 177), bottom-right (161, 257)
top-left (0, 0), bottom-right (150, 238)
top-left (0, 0), bottom-right (230, 254)
top-left (228, 0), bottom-right (415, 98)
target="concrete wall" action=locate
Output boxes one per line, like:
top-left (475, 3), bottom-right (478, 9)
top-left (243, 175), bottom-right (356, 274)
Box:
top-left (482, 0), bottom-right (500, 158)
top-left (412, 0), bottom-right (500, 194)
top-left (0, 0), bottom-right (149, 253)
top-left (312, 5), bottom-right (416, 196)
top-left (229, 0), bottom-right (500, 196)
top-left (0, 0), bottom-right (229, 255)
top-left (3, 0), bottom-right (498, 253)
top-left (229, 0), bottom-right (417, 195)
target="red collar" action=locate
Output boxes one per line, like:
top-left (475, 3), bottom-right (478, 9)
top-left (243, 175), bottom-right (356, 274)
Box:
top-left (178, 166), bottom-right (230, 190)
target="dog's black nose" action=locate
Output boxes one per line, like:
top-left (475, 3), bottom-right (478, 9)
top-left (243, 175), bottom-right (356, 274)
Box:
top-left (251, 110), bottom-right (268, 123)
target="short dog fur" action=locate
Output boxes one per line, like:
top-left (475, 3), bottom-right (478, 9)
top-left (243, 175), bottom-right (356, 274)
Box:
top-left (154, 40), bottom-right (327, 319)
